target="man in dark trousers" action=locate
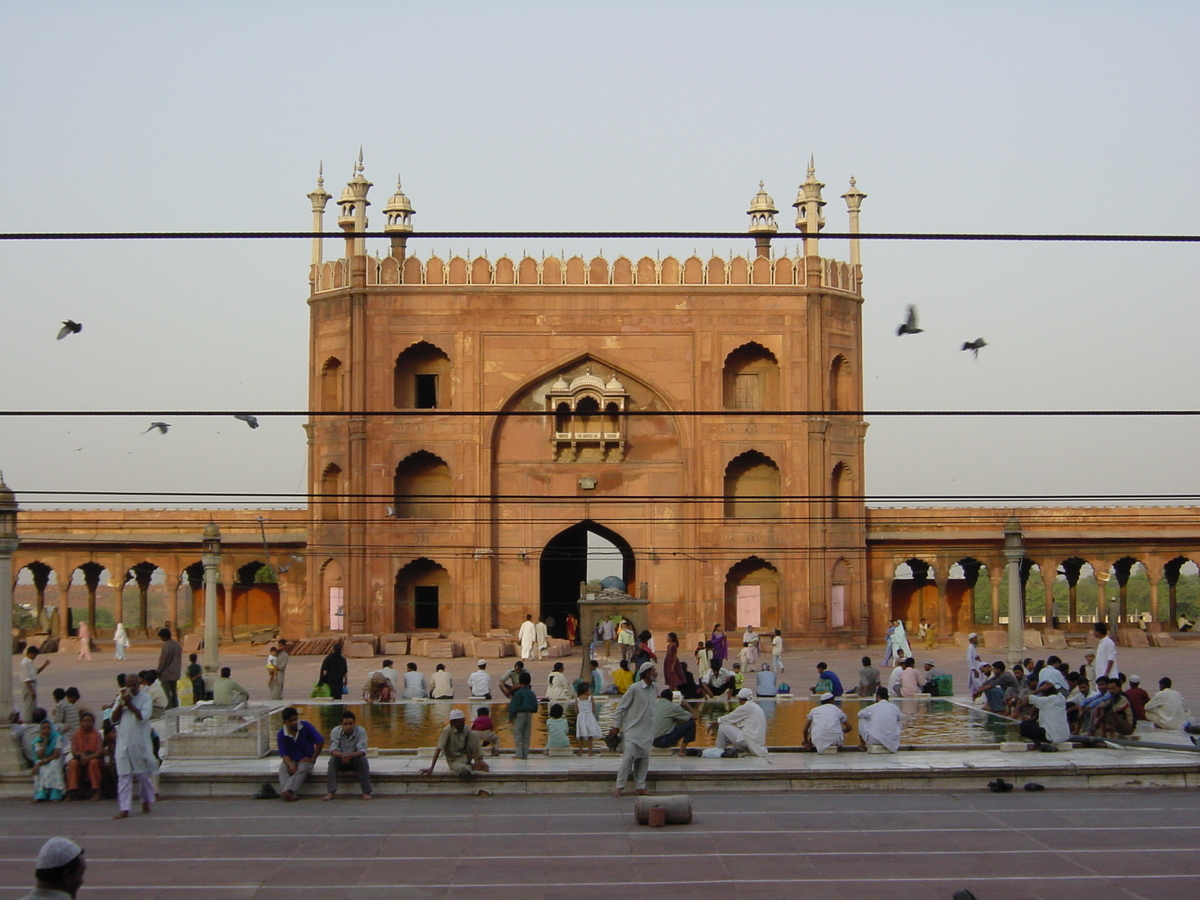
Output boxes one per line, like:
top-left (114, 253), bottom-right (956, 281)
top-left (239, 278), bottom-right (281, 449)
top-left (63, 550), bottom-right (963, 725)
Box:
top-left (156, 628), bottom-right (183, 709)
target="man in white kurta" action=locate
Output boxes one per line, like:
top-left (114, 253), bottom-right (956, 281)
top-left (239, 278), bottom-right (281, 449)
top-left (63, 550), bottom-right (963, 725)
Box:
top-left (610, 662), bottom-right (658, 796)
top-left (716, 688), bottom-right (768, 757)
top-left (966, 633), bottom-right (986, 696)
top-left (111, 673), bottom-right (157, 818)
top-left (534, 618), bottom-right (549, 660)
top-left (805, 692), bottom-right (849, 753)
top-left (857, 687), bottom-right (904, 752)
top-left (1093, 624), bottom-right (1118, 681)
top-left (1144, 678), bottom-right (1190, 731)
top-left (518, 615), bottom-right (537, 660)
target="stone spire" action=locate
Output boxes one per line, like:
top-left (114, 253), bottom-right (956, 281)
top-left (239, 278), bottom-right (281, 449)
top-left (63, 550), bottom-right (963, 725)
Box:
top-left (841, 175), bottom-right (867, 276)
top-left (792, 155), bottom-right (826, 257)
top-left (383, 174), bottom-right (415, 261)
top-left (337, 148), bottom-right (372, 257)
top-left (306, 162), bottom-right (332, 268)
top-left (746, 181), bottom-right (778, 259)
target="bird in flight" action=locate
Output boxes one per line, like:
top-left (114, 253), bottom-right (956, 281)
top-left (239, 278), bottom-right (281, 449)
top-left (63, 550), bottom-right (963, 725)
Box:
top-left (896, 305), bottom-right (923, 336)
top-left (234, 414), bottom-right (260, 429)
top-left (142, 422), bottom-right (171, 435)
top-left (57, 320), bottom-right (82, 340)
top-left (961, 338), bottom-right (987, 358)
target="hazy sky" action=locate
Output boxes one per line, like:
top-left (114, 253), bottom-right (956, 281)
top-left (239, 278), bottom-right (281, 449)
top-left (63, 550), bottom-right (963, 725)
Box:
top-left (1, 1), bottom-right (1197, 514)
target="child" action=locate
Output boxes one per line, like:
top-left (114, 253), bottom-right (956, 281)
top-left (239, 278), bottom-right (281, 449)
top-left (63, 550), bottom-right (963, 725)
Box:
top-left (471, 706), bottom-right (499, 757)
top-left (545, 703), bottom-right (571, 751)
top-left (696, 641), bottom-right (712, 673)
top-left (186, 653), bottom-right (206, 702)
top-left (574, 682), bottom-right (602, 756)
top-left (771, 629), bottom-right (784, 674)
top-left (732, 662), bottom-right (745, 690)
top-left (266, 647), bottom-right (278, 690)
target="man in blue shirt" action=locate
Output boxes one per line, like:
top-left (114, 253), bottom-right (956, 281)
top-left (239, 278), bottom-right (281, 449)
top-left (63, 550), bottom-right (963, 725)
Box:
top-left (277, 707), bottom-right (324, 801)
top-left (813, 662), bottom-right (844, 697)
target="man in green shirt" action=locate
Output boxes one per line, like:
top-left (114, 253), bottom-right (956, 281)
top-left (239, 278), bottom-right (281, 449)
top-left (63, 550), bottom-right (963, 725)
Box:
top-left (212, 667), bottom-right (250, 705)
top-left (507, 671), bottom-right (538, 759)
top-left (421, 709), bottom-right (489, 777)
top-left (651, 688), bottom-right (697, 754)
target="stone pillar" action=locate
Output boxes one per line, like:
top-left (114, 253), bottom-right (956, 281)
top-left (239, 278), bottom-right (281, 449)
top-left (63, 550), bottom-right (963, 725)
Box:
top-left (1149, 574), bottom-right (1160, 628)
top-left (161, 564), bottom-right (180, 633)
top-left (1040, 563), bottom-right (1057, 628)
top-left (1094, 563), bottom-right (1113, 628)
top-left (933, 569), bottom-right (947, 635)
top-left (109, 557), bottom-right (127, 631)
top-left (989, 569), bottom-right (1003, 626)
top-left (221, 561), bottom-right (236, 639)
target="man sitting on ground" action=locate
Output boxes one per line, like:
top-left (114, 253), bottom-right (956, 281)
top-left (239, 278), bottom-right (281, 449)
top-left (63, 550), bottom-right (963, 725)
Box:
top-left (212, 667), bottom-right (250, 706)
top-left (499, 660), bottom-right (525, 698)
top-left (1023, 680), bottom-right (1070, 751)
top-left (421, 709), bottom-right (489, 777)
top-left (1124, 674), bottom-right (1150, 720)
top-left (755, 663), bottom-right (777, 697)
top-left (811, 662), bottom-right (844, 697)
top-left (1144, 677), bottom-right (1190, 731)
top-left (700, 659), bottom-right (737, 700)
top-left (897, 658), bottom-right (922, 698)
top-left (804, 692), bottom-right (850, 753)
top-left (322, 710), bottom-right (372, 801)
top-left (401, 662), bottom-right (428, 700)
top-left (1089, 678), bottom-right (1135, 739)
top-left (857, 686), bottom-right (903, 752)
top-left (651, 688), bottom-right (697, 755)
top-left (430, 664), bottom-right (454, 700)
top-left (712, 688), bottom-right (768, 756)
top-left (920, 661), bottom-right (946, 695)
top-left (612, 659), bottom-right (634, 694)
top-left (857, 656), bottom-right (880, 697)
top-left (972, 660), bottom-right (1017, 712)
top-left (468, 660), bottom-right (491, 700)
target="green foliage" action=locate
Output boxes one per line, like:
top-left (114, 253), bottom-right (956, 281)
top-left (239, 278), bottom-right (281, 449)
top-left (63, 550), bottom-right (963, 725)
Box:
top-left (971, 568), bottom-right (1200, 624)
top-left (13, 603), bottom-right (36, 629)
top-left (254, 565), bottom-right (278, 584)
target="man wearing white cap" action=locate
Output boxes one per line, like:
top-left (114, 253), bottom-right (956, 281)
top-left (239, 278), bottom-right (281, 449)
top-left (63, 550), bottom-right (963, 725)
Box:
top-left (966, 633), bottom-right (986, 697)
top-left (713, 688), bottom-right (768, 757)
top-left (111, 671), bottom-right (157, 819)
top-left (468, 660), bottom-right (492, 699)
top-left (804, 692), bottom-right (849, 753)
top-left (609, 661), bottom-right (658, 796)
top-left (21, 838), bottom-right (85, 900)
top-left (857, 686), bottom-right (903, 753)
top-left (421, 709), bottom-right (489, 777)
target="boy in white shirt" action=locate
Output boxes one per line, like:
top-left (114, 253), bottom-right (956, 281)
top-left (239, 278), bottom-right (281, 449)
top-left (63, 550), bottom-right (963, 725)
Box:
top-left (771, 630), bottom-right (784, 673)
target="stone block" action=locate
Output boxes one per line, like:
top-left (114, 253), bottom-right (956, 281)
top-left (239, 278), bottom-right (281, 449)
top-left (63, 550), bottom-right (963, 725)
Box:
top-left (474, 640), bottom-right (507, 658)
top-left (1150, 632), bottom-right (1177, 648)
top-left (817, 746), bottom-right (840, 755)
top-left (425, 641), bottom-right (457, 659)
top-left (1042, 633), bottom-right (1068, 649)
top-left (183, 635), bottom-right (202, 652)
top-left (1055, 742), bottom-right (1073, 752)
top-left (346, 642), bottom-right (376, 659)
top-left (1120, 629), bottom-right (1150, 648)
top-left (381, 633), bottom-right (405, 643)
top-left (980, 630), bottom-right (1006, 649)
top-left (416, 747), bottom-right (437, 758)
top-left (867, 744), bottom-right (893, 754)
top-left (1023, 630), bottom-right (1043, 648)
top-left (1000, 741), bottom-right (1028, 752)
top-left (384, 640), bottom-right (409, 655)
top-left (545, 747), bottom-right (574, 757)
top-left (951, 632), bottom-right (968, 647)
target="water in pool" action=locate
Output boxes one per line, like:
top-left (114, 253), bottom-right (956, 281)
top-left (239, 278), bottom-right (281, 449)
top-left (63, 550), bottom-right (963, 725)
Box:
top-left (282, 697), bottom-right (1015, 751)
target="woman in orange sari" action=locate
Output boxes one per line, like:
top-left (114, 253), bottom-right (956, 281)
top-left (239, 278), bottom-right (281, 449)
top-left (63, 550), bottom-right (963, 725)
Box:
top-left (66, 712), bottom-right (104, 800)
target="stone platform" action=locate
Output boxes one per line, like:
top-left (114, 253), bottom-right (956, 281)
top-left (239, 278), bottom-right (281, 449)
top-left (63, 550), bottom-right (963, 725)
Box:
top-left (5, 744), bottom-right (1193, 799)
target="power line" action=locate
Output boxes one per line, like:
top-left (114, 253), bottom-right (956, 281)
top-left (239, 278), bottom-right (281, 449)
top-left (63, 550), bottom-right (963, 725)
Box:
top-left (3, 409), bottom-right (1200, 418)
top-left (2, 230), bottom-right (1200, 242)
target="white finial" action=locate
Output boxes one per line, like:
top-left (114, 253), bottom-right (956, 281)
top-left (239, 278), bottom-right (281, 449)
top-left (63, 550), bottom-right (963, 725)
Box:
top-left (317, 161), bottom-right (324, 187)
top-left (808, 154), bottom-right (815, 177)
top-left (356, 146), bottom-right (364, 175)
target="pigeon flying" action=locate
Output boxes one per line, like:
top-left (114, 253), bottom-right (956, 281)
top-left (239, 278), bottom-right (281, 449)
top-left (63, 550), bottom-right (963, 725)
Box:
top-left (143, 422), bottom-right (171, 435)
top-left (234, 414), bottom-right (260, 429)
top-left (57, 320), bottom-right (82, 340)
top-left (961, 338), bottom-right (987, 358)
top-left (896, 305), bottom-right (923, 336)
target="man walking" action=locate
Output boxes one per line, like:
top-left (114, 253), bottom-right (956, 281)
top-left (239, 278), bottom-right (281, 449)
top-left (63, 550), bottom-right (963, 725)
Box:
top-left (111, 672), bottom-right (157, 819)
top-left (518, 615), bottom-right (537, 661)
top-left (609, 661), bottom-right (658, 796)
top-left (270, 640), bottom-right (290, 701)
top-left (508, 671), bottom-right (538, 759)
top-left (277, 707), bottom-right (324, 801)
top-left (156, 627), bottom-right (183, 709)
top-left (323, 710), bottom-right (372, 801)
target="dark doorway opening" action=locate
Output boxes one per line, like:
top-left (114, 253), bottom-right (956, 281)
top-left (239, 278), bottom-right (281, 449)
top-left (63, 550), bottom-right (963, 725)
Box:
top-left (540, 520), bottom-right (634, 639)
top-left (414, 585), bottom-right (439, 629)
top-left (415, 374), bottom-right (439, 409)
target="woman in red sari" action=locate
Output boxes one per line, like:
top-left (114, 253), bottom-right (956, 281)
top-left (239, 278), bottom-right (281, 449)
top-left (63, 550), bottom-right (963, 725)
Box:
top-left (662, 632), bottom-right (685, 690)
top-left (66, 712), bottom-right (104, 800)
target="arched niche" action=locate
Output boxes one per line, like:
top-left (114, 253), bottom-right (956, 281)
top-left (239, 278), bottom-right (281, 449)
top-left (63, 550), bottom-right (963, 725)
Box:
top-left (724, 556), bottom-right (780, 631)
top-left (394, 558), bottom-right (449, 631)
top-left (320, 463), bottom-right (342, 521)
top-left (320, 357), bottom-right (343, 411)
top-left (723, 343), bottom-right (780, 410)
top-left (393, 451), bottom-right (451, 519)
top-left (724, 451), bottom-right (781, 519)
top-left (394, 341), bottom-right (451, 410)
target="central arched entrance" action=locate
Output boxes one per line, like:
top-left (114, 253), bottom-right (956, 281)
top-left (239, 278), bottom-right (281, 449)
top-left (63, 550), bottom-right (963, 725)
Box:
top-left (540, 520), bottom-right (635, 639)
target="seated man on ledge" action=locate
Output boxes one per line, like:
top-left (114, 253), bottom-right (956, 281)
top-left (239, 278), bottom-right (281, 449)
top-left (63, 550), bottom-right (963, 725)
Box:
top-left (710, 688), bottom-right (768, 757)
top-left (421, 709), bottom-right (490, 777)
top-left (323, 710), bottom-right (372, 801)
top-left (804, 692), bottom-right (849, 753)
top-left (277, 707), bottom-right (324, 801)
top-left (651, 688), bottom-right (697, 755)
top-left (857, 686), bottom-right (903, 753)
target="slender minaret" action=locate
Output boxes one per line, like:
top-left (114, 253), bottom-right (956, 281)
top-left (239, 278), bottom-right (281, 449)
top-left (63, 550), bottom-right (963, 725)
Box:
top-left (306, 162), bottom-right (331, 267)
top-left (841, 176), bottom-right (867, 275)
top-left (746, 181), bottom-right (778, 259)
top-left (337, 148), bottom-right (372, 258)
top-left (383, 174), bottom-right (415, 262)
top-left (792, 155), bottom-right (826, 258)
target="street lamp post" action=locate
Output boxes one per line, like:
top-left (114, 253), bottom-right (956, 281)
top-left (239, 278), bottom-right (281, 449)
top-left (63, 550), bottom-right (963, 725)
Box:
top-left (0, 474), bottom-right (18, 720)
top-left (202, 521), bottom-right (222, 680)
top-left (1004, 516), bottom-right (1025, 666)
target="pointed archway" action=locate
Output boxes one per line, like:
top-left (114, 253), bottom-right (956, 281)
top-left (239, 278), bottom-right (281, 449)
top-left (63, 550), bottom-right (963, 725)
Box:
top-left (540, 521), bottom-right (635, 638)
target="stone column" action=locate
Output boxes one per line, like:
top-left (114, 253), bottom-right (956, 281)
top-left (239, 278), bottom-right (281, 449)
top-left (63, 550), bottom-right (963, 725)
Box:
top-left (221, 561), bottom-right (236, 639)
top-left (989, 569), bottom-right (1003, 627)
top-left (109, 557), bottom-right (127, 630)
top-left (1093, 563), bottom-right (1113, 628)
top-left (160, 564), bottom-right (180, 633)
top-left (1040, 563), bottom-right (1057, 629)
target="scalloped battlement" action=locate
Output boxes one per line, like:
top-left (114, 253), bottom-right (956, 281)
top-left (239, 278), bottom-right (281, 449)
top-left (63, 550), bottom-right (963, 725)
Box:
top-left (311, 253), bottom-right (860, 294)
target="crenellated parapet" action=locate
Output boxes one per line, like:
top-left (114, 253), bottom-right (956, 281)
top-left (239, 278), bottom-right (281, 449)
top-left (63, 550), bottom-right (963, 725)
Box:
top-left (312, 252), bottom-right (860, 293)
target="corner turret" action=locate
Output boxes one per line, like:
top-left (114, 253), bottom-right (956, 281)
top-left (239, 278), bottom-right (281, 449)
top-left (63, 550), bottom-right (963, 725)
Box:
top-left (383, 175), bottom-right (415, 262)
top-left (337, 149), bottom-right (372, 258)
top-left (746, 182), bottom-right (778, 259)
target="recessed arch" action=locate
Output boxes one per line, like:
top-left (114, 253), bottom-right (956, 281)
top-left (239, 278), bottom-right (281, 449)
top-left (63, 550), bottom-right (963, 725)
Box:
top-left (829, 354), bottom-right (853, 412)
top-left (394, 557), bottom-right (449, 631)
top-left (540, 521), bottom-right (635, 637)
top-left (321, 558), bottom-right (345, 631)
top-left (830, 558), bottom-right (851, 628)
top-left (831, 461), bottom-right (852, 519)
top-left (724, 556), bottom-right (780, 630)
top-left (723, 342), bottom-right (780, 410)
top-left (724, 450), bottom-right (781, 518)
top-left (320, 357), bottom-right (343, 411)
top-left (320, 463), bottom-right (342, 521)
top-left (394, 341), bottom-right (451, 410)
top-left (393, 451), bottom-right (451, 519)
